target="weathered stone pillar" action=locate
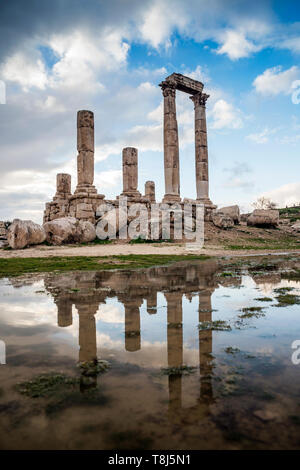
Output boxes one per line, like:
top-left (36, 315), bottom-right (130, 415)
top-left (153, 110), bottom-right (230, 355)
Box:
top-left (146, 292), bottom-right (157, 314)
top-left (190, 92), bottom-right (212, 205)
top-left (124, 299), bottom-right (142, 352)
top-left (56, 298), bottom-right (73, 327)
top-left (76, 303), bottom-right (98, 363)
top-left (198, 289), bottom-right (214, 404)
top-left (145, 180), bottom-right (155, 202)
top-left (165, 292), bottom-right (183, 417)
top-left (75, 110), bottom-right (97, 195)
top-left (121, 147), bottom-right (141, 198)
top-left (54, 173), bottom-right (71, 200)
top-left (159, 82), bottom-right (180, 203)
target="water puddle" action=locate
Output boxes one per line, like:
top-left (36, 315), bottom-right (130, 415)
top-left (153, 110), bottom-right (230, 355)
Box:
top-left (0, 258), bottom-right (300, 449)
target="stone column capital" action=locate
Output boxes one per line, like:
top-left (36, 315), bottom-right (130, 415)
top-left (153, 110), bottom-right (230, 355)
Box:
top-left (159, 81), bottom-right (176, 98)
top-left (190, 92), bottom-right (210, 107)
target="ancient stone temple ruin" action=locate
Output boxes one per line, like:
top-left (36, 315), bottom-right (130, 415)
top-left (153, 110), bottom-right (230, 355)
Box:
top-left (44, 73), bottom-right (215, 224)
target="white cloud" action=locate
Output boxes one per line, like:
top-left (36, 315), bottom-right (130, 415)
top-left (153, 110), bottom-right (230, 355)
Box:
top-left (1, 51), bottom-right (48, 91)
top-left (94, 170), bottom-right (122, 190)
top-left (279, 37), bottom-right (300, 54)
top-left (210, 99), bottom-right (243, 129)
top-left (216, 30), bottom-right (261, 60)
top-left (49, 30), bottom-right (129, 89)
top-left (253, 65), bottom-right (300, 95)
top-left (139, 0), bottom-right (187, 49)
top-left (246, 127), bottom-right (278, 144)
top-left (259, 182), bottom-right (300, 207)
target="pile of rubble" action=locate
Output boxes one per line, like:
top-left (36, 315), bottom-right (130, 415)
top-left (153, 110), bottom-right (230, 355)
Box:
top-left (0, 221), bottom-right (8, 248)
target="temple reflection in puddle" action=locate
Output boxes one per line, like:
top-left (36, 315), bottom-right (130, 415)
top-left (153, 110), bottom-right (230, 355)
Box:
top-left (45, 259), bottom-right (240, 414)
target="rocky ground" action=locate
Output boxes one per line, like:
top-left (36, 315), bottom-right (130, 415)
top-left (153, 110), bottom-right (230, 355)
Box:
top-left (0, 220), bottom-right (299, 259)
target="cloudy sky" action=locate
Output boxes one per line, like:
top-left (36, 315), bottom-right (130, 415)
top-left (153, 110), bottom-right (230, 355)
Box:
top-left (0, 0), bottom-right (300, 222)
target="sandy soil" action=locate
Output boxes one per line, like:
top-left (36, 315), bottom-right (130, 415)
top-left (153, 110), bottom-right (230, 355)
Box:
top-left (0, 242), bottom-right (300, 259)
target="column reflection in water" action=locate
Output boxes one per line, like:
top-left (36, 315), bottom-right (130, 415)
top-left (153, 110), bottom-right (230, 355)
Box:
top-left (198, 289), bottom-right (214, 406)
top-left (48, 260), bottom-right (218, 407)
top-left (76, 302), bottom-right (99, 391)
top-left (165, 292), bottom-right (183, 418)
top-left (124, 299), bottom-right (142, 352)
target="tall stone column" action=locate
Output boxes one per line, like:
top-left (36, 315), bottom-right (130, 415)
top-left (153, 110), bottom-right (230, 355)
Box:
top-left (121, 147), bottom-right (141, 199)
top-left (160, 82), bottom-right (180, 203)
top-left (190, 92), bottom-right (212, 205)
top-left (75, 110), bottom-right (97, 195)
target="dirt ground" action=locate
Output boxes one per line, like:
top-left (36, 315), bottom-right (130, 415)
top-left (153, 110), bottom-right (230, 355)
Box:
top-left (0, 222), bottom-right (299, 259)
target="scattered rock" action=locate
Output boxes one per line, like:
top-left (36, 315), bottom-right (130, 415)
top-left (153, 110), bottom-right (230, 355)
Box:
top-left (77, 220), bottom-right (96, 243)
top-left (253, 409), bottom-right (282, 422)
top-left (291, 221), bottom-right (300, 232)
top-left (240, 213), bottom-right (250, 222)
top-left (217, 205), bottom-right (240, 224)
top-left (211, 211), bottom-right (234, 230)
top-left (247, 209), bottom-right (279, 228)
top-left (43, 217), bottom-right (96, 245)
top-left (7, 219), bottom-right (46, 249)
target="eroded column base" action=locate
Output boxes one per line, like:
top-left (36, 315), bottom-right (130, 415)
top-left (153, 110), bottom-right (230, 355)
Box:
top-left (74, 184), bottom-right (99, 196)
top-left (162, 193), bottom-right (181, 204)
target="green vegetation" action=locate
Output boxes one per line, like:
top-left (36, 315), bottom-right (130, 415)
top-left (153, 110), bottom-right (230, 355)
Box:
top-left (279, 206), bottom-right (300, 216)
top-left (225, 236), bottom-right (300, 251)
top-left (275, 294), bottom-right (300, 307)
top-left (273, 287), bottom-right (294, 294)
top-left (239, 306), bottom-right (265, 318)
top-left (198, 320), bottom-right (232, 331)
top-left (16, 373), bottom-right (78, 398)
top-left (77, 359), bottom-right (110, 377)
top-left (129, 236), bottom-right (172, 244)
top-left (0, 254), bottom-right (210, 277)
top-left (224, 346), bottom-right (240, 354)
top-left (160, 365), bottom-right (197, 376)
top-left (254, 297), bottom-right (273, 302)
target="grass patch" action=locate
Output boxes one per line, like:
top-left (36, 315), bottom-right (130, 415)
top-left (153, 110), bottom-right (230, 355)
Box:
top-left (198, 320), bottom-right (231, 331)
top-left (77, 359), bottom-right (110, 377)
top-left (254, 297), bottom-right (273, 302)
top-left (160, 365), bottom-right (197, 376)
top-left (224, 347), bottom-right (240, 354)
top-left (239, 306), bottom-right (265, 318)
top-left (273, 287), bottom-right (295, 294)
top-left (225, 236), bottom-right (300, 251)
top-left (0, 254), bottom-right (210, 278)
top-left (275, 294), bottom-right (300, 307)
top-left (129, 237), bottom-right (172, 244)
top-left (16, 373), bottom-right (78, 398)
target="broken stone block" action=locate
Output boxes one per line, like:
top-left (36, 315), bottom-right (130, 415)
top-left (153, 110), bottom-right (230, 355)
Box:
top-left (211, 211), bottom-right (234, 229)
top-left (247, 209), bottom-right (279, 228)
top-left (217, 205), bottom-right (240, 224)
top-left (7, 219), bottom-right (46, 249)
top-left (44, 217), bottom-right (96, 245)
